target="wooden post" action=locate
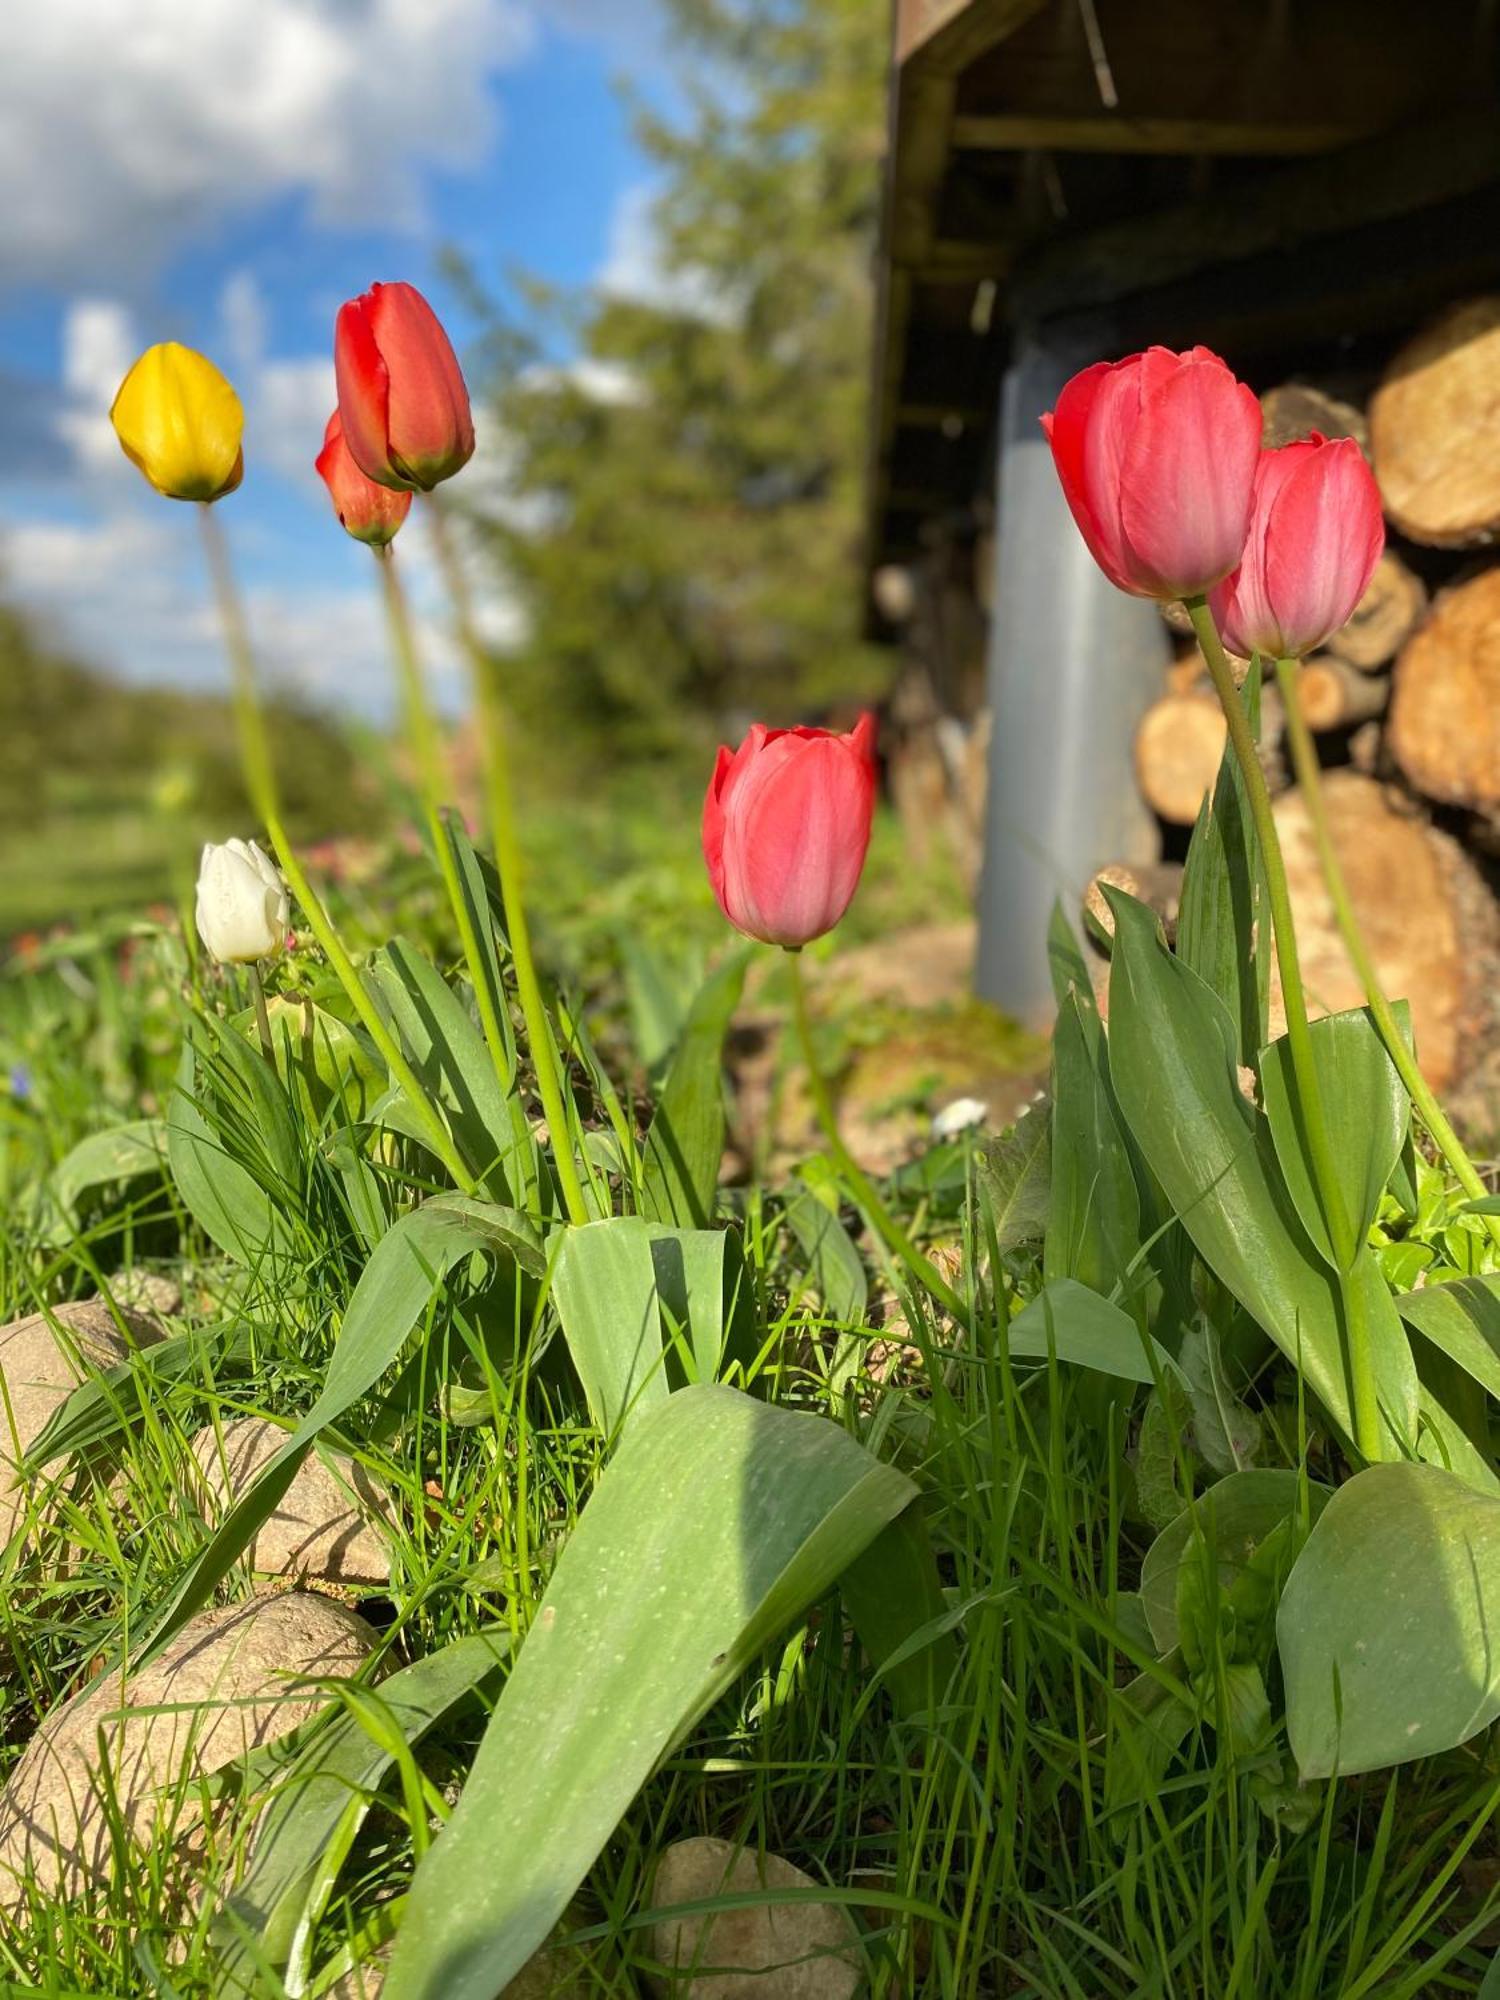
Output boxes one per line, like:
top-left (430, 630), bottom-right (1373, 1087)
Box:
top-left (974, 329), bottom-right (1169, 1026)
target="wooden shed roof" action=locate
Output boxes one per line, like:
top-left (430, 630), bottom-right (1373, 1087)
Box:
top-left (869, 0), bottom-right (1500, 584)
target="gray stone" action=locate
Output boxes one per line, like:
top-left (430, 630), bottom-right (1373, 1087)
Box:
top-left (648, 1837), bottom-right (862, 1998)
top-left (0, 1298), bottom-right (163, 1541)
top-left (0, 1593), bottom-right (376, 1910)
top-left (109, 1270), bottom-right (184, 1320)
top-left (189, 1417), bottom-right (392, 1584)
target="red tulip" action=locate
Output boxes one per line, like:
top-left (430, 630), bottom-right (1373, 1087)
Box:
top-left (1209, 434), bottom-right (1385, 661)
top-left (334, 281), bottom-right (474, 493)
top-left (703, 714), bottom-right (878, 948)
top-left (315, 410), bottom-right (412, 546)
top-left (1042, 346), bottom-right (1262, 600)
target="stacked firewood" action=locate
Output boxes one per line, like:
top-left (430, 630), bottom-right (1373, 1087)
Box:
top-left (1115, 300), bottom-right (1500, 1117)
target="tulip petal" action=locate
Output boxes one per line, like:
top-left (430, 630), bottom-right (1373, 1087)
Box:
top-left (1263, 439), bottom-right (1385, 658)
top-left (1044, 361), bottom-right (1138, 593)
top-left (334, 297), bottom-right (398, 490)
top-left (1119, 357), bottom-right (1261, 597)
top-left (111, 343), bottom-right (244, 504)
top-left (368, 282), bottom-right (475, 492)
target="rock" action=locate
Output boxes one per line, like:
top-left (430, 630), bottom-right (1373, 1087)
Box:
top-left (648, 1837), bottom-right (862, 1998)
top-left (0, 1593), bottom-right (377, 1911)
top-left (0, 1298), bottom-right (163, 1541)
top-left (109, 1269), bottom-right (184, 1320)
top-left (189, 1417), bottom-right (392, 1584)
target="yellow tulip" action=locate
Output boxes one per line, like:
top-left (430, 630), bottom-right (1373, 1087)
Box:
top-left (110, 342), bottom-right (244, 502)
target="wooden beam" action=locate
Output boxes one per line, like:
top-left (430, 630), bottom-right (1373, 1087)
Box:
top-left (896, 0), bottom-right (1050, 71)
top-left (950, 112), bottom-right (1376, 156)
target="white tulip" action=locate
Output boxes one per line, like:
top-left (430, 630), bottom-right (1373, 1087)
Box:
top-left (195, 839), bottom-right (289, 965)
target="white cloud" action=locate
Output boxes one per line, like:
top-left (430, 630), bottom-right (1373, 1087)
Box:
top-left (0, 0), bottom-right (534, 291)
top-left (596, 181), bottom-right (735, 323)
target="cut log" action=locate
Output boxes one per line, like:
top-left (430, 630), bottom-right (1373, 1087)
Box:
top-left (1082, 862), bottom-right (1183, 953)
top-left (1272, 772), bottom-right (1500, 1097)
top-left (1325, 549), bottom-right (1428, 670)
top-left (1260, 381), bottom-right (1369, 453)
top-left (1387, 566), bottom-right (1500, 812)
top-left (1134, 693), bottom-right (1228, 825)
top-left (1295, 655), bottom-right (1390, 732)
top-left (1370, 298), bottom-right (1500, 546)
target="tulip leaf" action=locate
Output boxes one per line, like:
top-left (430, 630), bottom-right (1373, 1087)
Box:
top-left (1102, 888), bottom-right (1418, 1455)
top-left (1045, 991), bottom-right (1142, 1309)
top-left (1007, 1279), bottom-right (1172, 1383)
top-left (640, 947), bottom-right (749, 1229)
top-left (382, 1385), bottom-right (917, 2000)
top-left (975, 1095), bottom-right (1051, 1254)
top-left (47, 1119), bottom-right (168, 1232)
top-left (1140, 1468), bottom-right (1330, 1656)
top-left (137, 1195), bottom-right (543, 1664)
top-left (165, 1044), bottom-right (300, 1273)
top-left (1176, 661), bottom-right (1270, 1071)
top-left (1397, 1275), bottom-right (1500, 1403)
top-left (1047, 900), bottom-right (1101, 1049)
top-left (1279, 1462), bottom-right (1500, 1777)
top-left (1260, 1004), bottom-right (1410, 1272)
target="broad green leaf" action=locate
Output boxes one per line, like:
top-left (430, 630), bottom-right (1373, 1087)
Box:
top-left (649, 1224), bottom-right (754, 1386)
top-left (619, 933), bottom-right (703, 1076)
top-left (383, 1385), bottom-right (916, 2000)
top-left (213, 1629), bottom-right (511, 1989)
top-left (1007, 1279), bottom-right (1171, 1384)
top-left (1279, 1462), bottom-right (1500, 1778)
top-left (139, 1196), bottom-right (542, 1661)
top-left (784, 1179), bottom-right (868, 1326)
top-left (1106, 1656), bottom-right (1198, 1812)
top-left (1260, 1005), bottom-right (1410, 1270)
top-left (550, 1216), bottom-right (670, 1435)
top-left (975, 1097), bottom-right (1050, 1254)
top-left (1046, 899), bottom-right (1100, 1048)
top-left (1141, 1469), bottom-right (1330, 1656)
top-left (1397, 1275), bottom-right (1500, 1403)
top-left (1175, 661), bottom-right (1269, 1070)
top-left (48, 1120), bottom-right (167, 1228)
top-left (1104, 889), bottom-right (1418, 1455)
top-left (370, 939), bottom-right (531, 1204)
top-left (1045, 993), bottom-right (1141, 1306)
top-left (840, 1502), bottom-right (960, 1718)
top-left (165, 1045), bottom-right (300, 1272)
top-left (259, 995), bottom-right (384, 1124)
top-left (640, 949), bottom-right (749, 1228)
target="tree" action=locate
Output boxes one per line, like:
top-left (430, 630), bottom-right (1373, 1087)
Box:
top-left (468, 0), bottom-right (889, 758)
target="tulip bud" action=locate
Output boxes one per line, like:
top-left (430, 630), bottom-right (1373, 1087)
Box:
top-left (110, 343), bottom-right (244, 503)
top-left (1041, 346), bottom-right (1262, 600)
top-left (1209, 435), bottom-right (1385, 661)
top-left (315, 410), bottom-right (412, 546)
top-left (333, 282), bottom-right (474, 493)
top-left (195, 840), bottom-right (289, 965)
top-left (702, 714), bottom-right (877, 948)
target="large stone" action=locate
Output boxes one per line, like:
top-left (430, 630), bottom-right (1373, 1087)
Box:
top-left (648, 1837), bottom-right (863, 1998)
top-left (189, 1417), bottom-right (392, 1584)
top-left (0, 1593), bottom-right (376, 1910)
top-left (0, 1298), bottom-right (162, 1541)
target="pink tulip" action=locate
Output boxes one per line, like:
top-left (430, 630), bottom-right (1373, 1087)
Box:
top-left (315, 411), bottom-right (412, 546)
top-left (1209, 435), bottom-right (1385, 660)
top-left (703, 715), bottom-right (878, 948)
top-left (334, 281), bottom-right (475, 493)
top-left (1042, 347), bottom-right (1262, 600)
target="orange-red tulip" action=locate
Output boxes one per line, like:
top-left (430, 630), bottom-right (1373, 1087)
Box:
top-left (334, 281), bottom-right (474, 493)
top-left (315, 410), bottom-right (412, 546)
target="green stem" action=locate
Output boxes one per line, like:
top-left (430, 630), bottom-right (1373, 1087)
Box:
top-left (1185, 597), bottom-right (1382, 1463)
top-left (423, 494), bottom-right (590, 1228)
top-left (198, 505), bottom-right (478, 1197)
top-left (1275, 656), bottom-right (1500, 1243)
top-left (248, 962), bottom-right (275, 1067)
top-left (787, 949), bottom-right (967, 1324)
top-left (376, 546), bottom-right (523, 1166)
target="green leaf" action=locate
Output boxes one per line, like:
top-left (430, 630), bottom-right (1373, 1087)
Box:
top-left (550, 1216), bottom-right (670, 1436)
top-left (1260, 1005), bottom-right (1410, 1270)
top-left (48, 1119), bottom-right (167, 1229)
top-left (640, 949), bottom-right (749, 1228)
top-left (139, 1196), bottom-right (542, 1661)
top-left (1141, 1468), bottom-right (1330, 1657)
top-left (370, 939), bottom-right (533, 1205)
top-left (1007, 1279), bottom-right (1171, 1384)
top-left (213, 1629), bottom-right (511, 1988)
top-left (1175, 661), bottom-right (1270, 1071)
top-left (840, 1503), bottom-right (961, 1717)
top-left (1279, 1461), bottom-right (1500, 1778)
top-left (165, 1045), bottom-right (300, 1273)
top-left (1045, 993), bottom-right (1141, 1305)
top-left (1046, 900), bottom-right (1100, 1047)
top-left (383, 1385), bottom-right (917, 2000)
top-left (649, 1224), bottom-right (755, 1387)
top-left (784, 1179), bottom-right (868, 1326)
top-left (975, 1097), bottom-right (1050, 1254)
top-left (1104, 888), bottom-right (1418, 1456)
top-left (1397, 1275), bottom-right (1500, 1403)
top-left (25, 1324), bottom-right (252, 1471)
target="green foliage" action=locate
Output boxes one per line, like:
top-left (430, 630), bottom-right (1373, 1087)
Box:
top-left (463, 0), bottom-right (888, 751)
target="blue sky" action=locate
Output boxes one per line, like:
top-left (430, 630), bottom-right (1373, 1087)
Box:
top-left (0, 0), bottom-right (672, 714)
